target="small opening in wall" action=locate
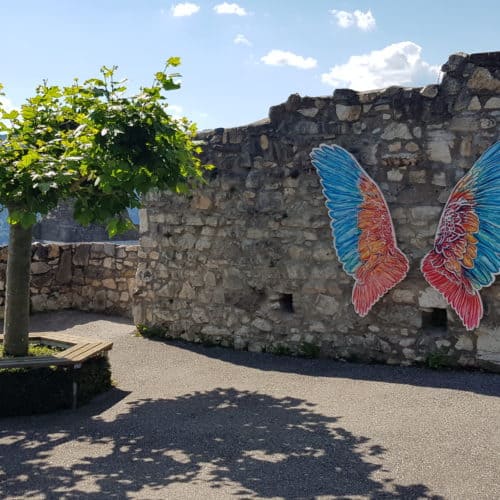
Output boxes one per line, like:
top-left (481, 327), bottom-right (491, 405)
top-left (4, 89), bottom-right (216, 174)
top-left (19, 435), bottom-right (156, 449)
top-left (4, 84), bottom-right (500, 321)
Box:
top-left (422, 308), bottom-right (447, 331)
top-left (279, 293), bottom-right (294, 314)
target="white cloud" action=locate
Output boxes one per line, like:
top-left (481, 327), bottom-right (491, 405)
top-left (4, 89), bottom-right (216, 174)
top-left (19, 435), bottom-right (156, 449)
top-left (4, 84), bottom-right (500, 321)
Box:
top-left (261, 49), bottom-right (317, 70)
top-left (332, 10), bottom-right (353, 28)
top-left (321, 41), bottom-right (440, 90)
top-left (214, 2), bottom-right (247, 16)
top-left (234, 34), bottom-right (251, 46)
top-left (171, 2), bottom-right (200, 17)
top-left (330, 9), bottom-right (376, 31)
top-left (353, 10), bottom-right (376, 30)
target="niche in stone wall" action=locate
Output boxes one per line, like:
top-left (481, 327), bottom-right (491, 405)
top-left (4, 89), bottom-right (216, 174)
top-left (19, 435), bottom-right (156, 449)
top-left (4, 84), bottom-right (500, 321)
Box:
top-left (421, 308), bottom-right (448, 333)
top-left (279, 293), bottom-right (295, 314)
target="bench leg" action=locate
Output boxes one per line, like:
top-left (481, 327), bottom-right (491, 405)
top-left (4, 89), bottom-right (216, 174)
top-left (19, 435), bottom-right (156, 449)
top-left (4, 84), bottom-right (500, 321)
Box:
top-left (72, 380), bottom-right (78, 410)
top-left (72, 364), bottom-right (82, 410)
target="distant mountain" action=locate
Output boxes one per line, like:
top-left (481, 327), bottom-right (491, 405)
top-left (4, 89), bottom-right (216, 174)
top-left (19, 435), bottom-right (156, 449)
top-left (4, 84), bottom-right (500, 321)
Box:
top-left (0, 210), bottom-right (8, 245)
top-left (0, 206), bottom-right (140, 246)
top-left (127, 207), bottom-right (139, 225)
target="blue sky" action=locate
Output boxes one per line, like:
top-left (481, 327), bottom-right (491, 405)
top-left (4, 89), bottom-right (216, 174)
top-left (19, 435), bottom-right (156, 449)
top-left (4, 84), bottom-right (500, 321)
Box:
top-left (0, 0), bottom-right (498, 130)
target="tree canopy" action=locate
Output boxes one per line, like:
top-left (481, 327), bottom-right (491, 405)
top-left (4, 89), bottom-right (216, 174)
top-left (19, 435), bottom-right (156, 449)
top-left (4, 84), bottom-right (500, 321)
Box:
top-left (0, 57), bottom-right (206, 235)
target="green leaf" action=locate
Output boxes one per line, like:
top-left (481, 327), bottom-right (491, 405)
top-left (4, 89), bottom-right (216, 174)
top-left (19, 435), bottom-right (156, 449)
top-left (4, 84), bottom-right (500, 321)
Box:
top-left (175, 183), bottom-right (189, 194)
top-left (101, 66), bottom-right (117, 78)
top-left (2, 110), bottom-right (19, 120)
top-left (106, 218), bottom-right (119, 237)
top-left (21, 106), bottom-right (36, 120)
top-left (17, 151), bottom-right (40, 168)
top-left (162, 79), bottom-right (181, 91)
top-left (7, 211), bottom-right (37, 228)
top-left (44, 86), bottom-right (62, 99)
top-left (37, 182), bottom-right (51, 194)
top-left (155, 72), bottom-right (166, 83)
top-left (167, 56), bottom-right (181, 67)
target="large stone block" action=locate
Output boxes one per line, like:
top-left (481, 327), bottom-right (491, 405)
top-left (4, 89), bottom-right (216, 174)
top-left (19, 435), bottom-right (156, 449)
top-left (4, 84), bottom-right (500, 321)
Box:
top-left (315, 294), bottom-right (340, 316)
top-left (336, 104), bottom-right (361, 122)
top-left (418, 287), bottom-right (448, 309)
top-left (381, 123), bottom-right (412, 140)
top-left (467, 67), bottom-right (500, 92)
top-left (476, 327), bottom-right (500, 366)
top-left (55, 250), bottom-right (73, 284)
top-left (426, 129), bottom-right (455, 162)
top-left (31, 262), bottom-right (52, 275)
top-left (484, 97), bottom-right (500, 109)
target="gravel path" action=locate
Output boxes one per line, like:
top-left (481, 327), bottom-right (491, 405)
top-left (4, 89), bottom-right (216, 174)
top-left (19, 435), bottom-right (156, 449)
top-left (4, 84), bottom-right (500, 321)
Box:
top-left (1, 311), bottom-right (499, 499)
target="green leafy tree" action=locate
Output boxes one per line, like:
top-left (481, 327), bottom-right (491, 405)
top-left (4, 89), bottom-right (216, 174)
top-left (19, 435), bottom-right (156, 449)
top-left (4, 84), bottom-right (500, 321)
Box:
top-left (0, 58), bottom-right (206, 356)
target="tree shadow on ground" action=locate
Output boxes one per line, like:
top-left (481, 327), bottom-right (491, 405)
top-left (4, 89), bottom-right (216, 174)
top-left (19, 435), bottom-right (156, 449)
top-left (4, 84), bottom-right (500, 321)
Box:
top-left (0, 388), bottom-right (441, 499)
top-left (24, 310), bottom-right (133, 333)
top-left (166, 341), bottom-right (500, 397)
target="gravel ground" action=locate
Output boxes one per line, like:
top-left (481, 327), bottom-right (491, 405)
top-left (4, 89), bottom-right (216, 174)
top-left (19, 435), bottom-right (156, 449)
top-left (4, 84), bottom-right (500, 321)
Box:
top-left (1, 311), bottom-right (499, 499)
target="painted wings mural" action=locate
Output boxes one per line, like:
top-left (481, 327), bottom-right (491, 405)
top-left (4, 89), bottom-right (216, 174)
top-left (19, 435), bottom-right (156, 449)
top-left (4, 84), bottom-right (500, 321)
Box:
top-left (421, 141), bottom-right (500, 331)
top-left (310, 144), bottom-right (409, 317)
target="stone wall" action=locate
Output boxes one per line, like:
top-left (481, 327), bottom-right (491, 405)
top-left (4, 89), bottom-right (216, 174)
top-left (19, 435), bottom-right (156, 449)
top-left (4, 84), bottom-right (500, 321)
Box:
top-left (134, 51), bottom-right (500, 371)
top-left (0, 242), bottom-right (138, 318)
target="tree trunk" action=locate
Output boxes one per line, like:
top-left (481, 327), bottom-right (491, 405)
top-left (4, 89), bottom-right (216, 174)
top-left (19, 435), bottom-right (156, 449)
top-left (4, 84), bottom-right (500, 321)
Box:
top-left (3, 220), bottom-right (32, 356)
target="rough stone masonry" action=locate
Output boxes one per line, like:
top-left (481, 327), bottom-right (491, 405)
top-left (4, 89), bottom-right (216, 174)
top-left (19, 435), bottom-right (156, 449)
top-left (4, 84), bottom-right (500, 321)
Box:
top-left (0, 242), bottom-right (138, 319)
top-left (134, 51), bottom-right (500, 370)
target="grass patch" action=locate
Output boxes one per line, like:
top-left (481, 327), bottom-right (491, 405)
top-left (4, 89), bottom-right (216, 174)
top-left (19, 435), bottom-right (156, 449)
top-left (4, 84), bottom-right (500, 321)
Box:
top-left (0, 343), bottom-right (62, 358)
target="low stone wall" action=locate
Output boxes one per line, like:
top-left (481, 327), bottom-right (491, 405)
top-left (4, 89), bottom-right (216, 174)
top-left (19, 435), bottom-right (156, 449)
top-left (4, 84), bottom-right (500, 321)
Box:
top-left (134, 51), bottom-right (500, 371)
top-left (0, 242), bottom-right (138, 318)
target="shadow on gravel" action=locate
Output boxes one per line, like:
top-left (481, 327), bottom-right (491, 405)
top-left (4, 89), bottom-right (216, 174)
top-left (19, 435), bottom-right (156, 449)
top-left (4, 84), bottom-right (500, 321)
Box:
top-left (23, 311), bottom-right (133, 333)
top-left (0, 388), bottom-right (441, 499)
top-left (166, 341), bottom-right (500, 398)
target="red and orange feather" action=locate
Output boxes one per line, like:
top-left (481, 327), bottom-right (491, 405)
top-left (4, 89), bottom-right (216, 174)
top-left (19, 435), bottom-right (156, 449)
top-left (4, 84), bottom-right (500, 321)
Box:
top-left (311, 144), bottom-right (409, 317)
top-left (353, 176), bottom-right (409, 316)
top-left (421, 141), bottom-right (500, 330)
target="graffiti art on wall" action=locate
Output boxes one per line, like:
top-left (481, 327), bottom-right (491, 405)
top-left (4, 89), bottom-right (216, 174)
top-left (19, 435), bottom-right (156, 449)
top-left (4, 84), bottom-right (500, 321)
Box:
top-left (421, 141), bottom-right (500, 331)
top-left (310, 144), bottom-right (409, 317)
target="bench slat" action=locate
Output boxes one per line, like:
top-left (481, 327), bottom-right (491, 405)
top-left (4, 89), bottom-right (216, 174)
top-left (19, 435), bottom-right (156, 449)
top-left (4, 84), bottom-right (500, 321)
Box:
top-left (34, 333), bottom-right (82, 345)
top-left (0, 356), bottom-right (73, 369)
top-left (69, 346), bottom-right (112, 363)
top-left (1, 333), bottom-right (113, 370)
top-left (54, 343), bottom-right (94, 359)
top-left (64, 342), bottom-right (112, 362)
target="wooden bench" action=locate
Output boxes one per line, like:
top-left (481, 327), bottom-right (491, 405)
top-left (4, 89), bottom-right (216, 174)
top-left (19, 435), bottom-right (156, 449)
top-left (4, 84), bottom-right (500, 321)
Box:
top-left (0, 333), bottom-right (113, 408)
top-left (0, 333), bottom-right (113, 368)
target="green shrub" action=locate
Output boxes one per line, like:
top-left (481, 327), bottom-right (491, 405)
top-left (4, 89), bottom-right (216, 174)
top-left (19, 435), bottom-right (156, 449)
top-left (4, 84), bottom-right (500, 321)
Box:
top-left (0, 355), bottom-right (112, 417)
top-left (136, 324), bottom-right (167, 339)
top-left (0, 365), bottom-right (72, 416)
top-left (0, 343), bottom-right (62, 359)
top-left (74, 356), bottom-right (112, 406)
top-left (269, 344), bottom-right (292, 356)
top-left (425, 352), bottom-right (455, 370)
top-left (299, 342), bottom-right (321, 359)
